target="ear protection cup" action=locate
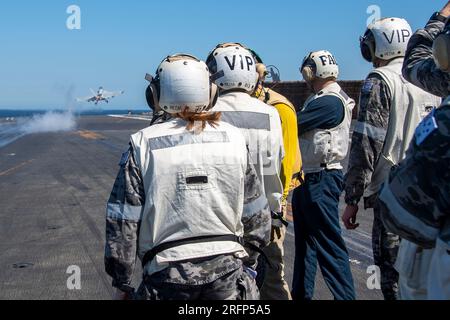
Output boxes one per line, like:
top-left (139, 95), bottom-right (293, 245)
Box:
top-left (360, 41), bottom-right (375, 63)
top-left (433, 31), bottom-right (450, 72)
top-left (145, 81), bottom-right (161, 112)
top-left (149, 80), bottom-right (161, 112)
top-left (206, 53), bottom-right (218, 75)
top-left (300, 53), bottom-right (317, 82)
top-left (256, 63), bottom-right (268, 81)
top-left (208, 82), bottom-right (219, 110)
top-left (301, 66), bottom-right (315, 83)
top-left (145, 85), bottom-right (155, 111)
top-left (145, 74), bottom-right (161, 112)
top-left (360, 30), bottom-right (376, 62)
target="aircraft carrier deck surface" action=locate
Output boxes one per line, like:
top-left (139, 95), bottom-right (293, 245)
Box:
top-left (0, 115), bottom-right (382, 300)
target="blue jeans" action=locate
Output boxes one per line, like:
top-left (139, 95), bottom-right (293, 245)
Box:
top-left (291, 170), bottom-right (355, 300)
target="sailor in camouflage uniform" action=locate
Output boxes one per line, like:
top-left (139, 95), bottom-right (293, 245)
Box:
top-left (379, 3), bottom-right (450, 300)
top-left (401, 8), bottom-right (450, 97)
top-left (342, 18), bottom-right (441, 300)
top-left (105, 54), bottom-right (271, 300)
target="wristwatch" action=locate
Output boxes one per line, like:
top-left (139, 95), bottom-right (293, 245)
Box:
top-left (431, 12), bottom-right (448, 23)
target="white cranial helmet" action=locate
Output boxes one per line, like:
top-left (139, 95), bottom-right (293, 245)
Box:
top-left (360, 17), bottom-right (412, 62)
top-left (206, 43), bottom-right (259, 93)
top-left (300, 50), bottom-right (340, 82)
top-left (146, 54), bottom-right (218, 114)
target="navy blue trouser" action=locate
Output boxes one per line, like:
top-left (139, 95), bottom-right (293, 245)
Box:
top-left (291, 170), bottom-right (355, 300)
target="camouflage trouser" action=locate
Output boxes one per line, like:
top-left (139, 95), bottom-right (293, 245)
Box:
top-left (260, 225), bottom-right (292, 300)
top-left (373, 201), bottom-right (400, 300)
top-left (135, 267), bottom-right (259, 301)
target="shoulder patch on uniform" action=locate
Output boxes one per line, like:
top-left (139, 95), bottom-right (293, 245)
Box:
top-left (119, 149), bottom-right (131, 166)
top-left (361, 79), bottom-right (375, 94)
top-left (415, 109), bottom-right (438, 145)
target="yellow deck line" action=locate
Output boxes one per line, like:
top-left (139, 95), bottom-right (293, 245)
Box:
top-left (0, 160), bottom-right (35, 177)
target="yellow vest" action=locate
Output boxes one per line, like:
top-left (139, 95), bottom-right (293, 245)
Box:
top-left (255, 87), bottom-right (304, 194)
top-left (258, 88), bottom-right (296, 112)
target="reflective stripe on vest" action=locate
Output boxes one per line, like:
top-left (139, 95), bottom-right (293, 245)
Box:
top-left (149, 131), bottom-right (230, 150)
top-left (107, 202), bottom-right (142, 222)
top-left (220, 111), bottom-right (271, 131)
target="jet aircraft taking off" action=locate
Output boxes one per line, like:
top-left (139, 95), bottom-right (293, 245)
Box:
top-left (77, 87), bottom-right (124, 105)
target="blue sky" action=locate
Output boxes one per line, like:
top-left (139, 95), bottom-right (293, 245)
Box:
top-left (0, 0), bottom-right (443, 109)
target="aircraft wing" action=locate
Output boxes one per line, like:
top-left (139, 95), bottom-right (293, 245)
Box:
top-left (102, 90), bottom-right (124, 99)
top-left (76, 95), bottom-right (96, 103)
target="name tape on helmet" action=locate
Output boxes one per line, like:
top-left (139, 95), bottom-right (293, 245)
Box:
top-left (318, 54), bottom-right (337, 67)
top-left (382, 29), bottom-right (411, 45)
top-left (223, 54), bottom-right (255, 71)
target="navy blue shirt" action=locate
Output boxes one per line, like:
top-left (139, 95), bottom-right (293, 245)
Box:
top-left (297, 95), bottom-right (345, 135)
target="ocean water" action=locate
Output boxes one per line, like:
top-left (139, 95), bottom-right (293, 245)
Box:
top-left (0, 109), bottom-right (147, 118)
top-left (0, 109), bottom-right (148, 149)
top-left (0, 122), bottom-right (25, 148)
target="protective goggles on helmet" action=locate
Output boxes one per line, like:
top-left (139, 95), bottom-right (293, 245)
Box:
top-left (299, 53), bottom-right (316, 82)
top-left (300, 53), bottom-right (315, 72)
top-left (360, 29), bottom-right (376, 63)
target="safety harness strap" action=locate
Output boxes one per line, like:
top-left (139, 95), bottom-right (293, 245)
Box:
top-left (271, 211), bottom-right (289, 228)
top-left (141, 235), bottom-right (243, 268)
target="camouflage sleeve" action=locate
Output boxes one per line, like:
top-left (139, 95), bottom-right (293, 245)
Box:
top-left (105, 144), bottom-right (145, 290)
top-left (402, 17), bottom-right (450, 97)
top-left (344, 74), bottom-right (391, 205)
top-left (241, 152), bottom-right (272, 269)
top-left (379, 105), bottom-right (450, 248)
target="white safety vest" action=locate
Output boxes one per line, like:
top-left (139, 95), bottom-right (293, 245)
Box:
top-left (213, 91), bottom-right (284, 213)
top-left (395, 240), bottom-right (434, 300)
top-left (428, 236), bottom-right (450, 299)
top-left (364, 58), bottom-right (442, 197)
top-left (299, 82), bottom-right (355, 174)
top-left (130, 119), bottom-right (249, 275)
top-left (396, 232), bottom-right (450, 300)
